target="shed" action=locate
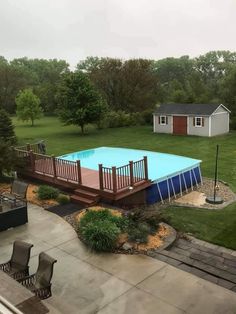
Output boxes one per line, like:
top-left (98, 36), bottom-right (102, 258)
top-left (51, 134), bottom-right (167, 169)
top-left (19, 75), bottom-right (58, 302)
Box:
top-left (153, 103), bottom-right (230, 137)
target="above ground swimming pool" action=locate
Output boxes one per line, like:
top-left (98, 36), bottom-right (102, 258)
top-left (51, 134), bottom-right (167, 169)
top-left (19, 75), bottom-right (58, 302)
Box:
top-left (60, 147), bottom-right (202, 204)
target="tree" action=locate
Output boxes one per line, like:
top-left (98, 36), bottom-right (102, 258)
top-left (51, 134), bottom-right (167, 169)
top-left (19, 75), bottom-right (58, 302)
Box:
top-left (57, 71), bottom-right (107, 134)
top-left (77, 57), bottom-right (158, 113)
top-left (220, 66), bottom-right (236, 116)
top-left (0, 108), bottom-right (16, 144)
top-left (15, 89), bottom-right (43, 126)
top-left (0, 140), bottom-right (17, 179)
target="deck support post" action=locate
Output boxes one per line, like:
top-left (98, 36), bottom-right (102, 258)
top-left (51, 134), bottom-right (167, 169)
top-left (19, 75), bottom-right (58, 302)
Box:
top-left (26, 143), bottom-right (31, 151)
top-left (129, 161), bottom-right (134, 187)
top-left (144, 156), bottom-right (148, 181)
top-left (29, 150), bottom-right (35, 172)
top-left (76, 160), bottom-right (82, 184)
top-left (112, 166), bottom-right (117, 193)
top-left (52, 155), bottom-right (57, 179)
top-left (99, 164), bottom-right (104, 190)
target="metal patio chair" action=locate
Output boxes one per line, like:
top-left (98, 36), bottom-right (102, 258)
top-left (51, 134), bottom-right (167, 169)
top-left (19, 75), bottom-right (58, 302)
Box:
top-left (0, 240), bottom-right (33, 280)
top-left (0, 180), bottom-right (28, 203)
top-left (19, 252), bottom-right (57, 300)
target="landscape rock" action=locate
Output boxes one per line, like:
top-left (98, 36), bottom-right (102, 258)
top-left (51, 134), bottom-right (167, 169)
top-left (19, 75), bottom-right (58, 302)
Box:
top-left (122, 242), bottom-right (133, 251)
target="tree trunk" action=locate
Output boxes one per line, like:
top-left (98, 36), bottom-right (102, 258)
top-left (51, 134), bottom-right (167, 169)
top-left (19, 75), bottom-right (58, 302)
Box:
top-left (80, 124), bottom-right (84, 134)
top-left (31, 118), bottom-right (34, 127)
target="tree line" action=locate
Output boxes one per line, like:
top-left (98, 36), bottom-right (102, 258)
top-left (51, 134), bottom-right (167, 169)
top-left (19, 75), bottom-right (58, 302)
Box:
top-left (0, 50), bottom-right (236, 129)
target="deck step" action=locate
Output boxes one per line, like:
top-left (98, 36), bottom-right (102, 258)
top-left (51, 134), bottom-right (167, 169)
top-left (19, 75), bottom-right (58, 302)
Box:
top-left (74, 188), bottom-right (100, 201)
top-left (70, 195), bottom-right (97, 206)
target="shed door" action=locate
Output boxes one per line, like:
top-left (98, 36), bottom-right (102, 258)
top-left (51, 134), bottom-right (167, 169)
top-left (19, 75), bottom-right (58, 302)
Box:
top-left (173, 116), bottom-right (187, 135)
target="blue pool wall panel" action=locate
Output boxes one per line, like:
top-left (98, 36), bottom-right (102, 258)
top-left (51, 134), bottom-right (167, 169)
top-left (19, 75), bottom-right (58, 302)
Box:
top-left (146, 166), bottom-right (201, 204)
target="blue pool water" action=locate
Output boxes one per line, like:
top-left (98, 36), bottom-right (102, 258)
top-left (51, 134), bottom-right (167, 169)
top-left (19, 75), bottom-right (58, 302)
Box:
top-left (59, 147), bottom-right (201, 182)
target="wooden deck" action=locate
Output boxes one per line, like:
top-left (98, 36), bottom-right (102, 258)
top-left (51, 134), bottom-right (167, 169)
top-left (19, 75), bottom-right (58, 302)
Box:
top-left (15, 145), bottom-right (152, 205)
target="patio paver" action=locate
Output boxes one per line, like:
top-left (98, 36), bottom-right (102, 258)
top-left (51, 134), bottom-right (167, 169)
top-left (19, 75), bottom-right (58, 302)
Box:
top-left (1, 203), bottom-right (236, 314)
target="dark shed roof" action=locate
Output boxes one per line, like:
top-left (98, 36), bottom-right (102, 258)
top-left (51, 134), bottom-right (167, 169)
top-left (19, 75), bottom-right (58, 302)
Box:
top-left (154, 103), bottom-right (229, 116)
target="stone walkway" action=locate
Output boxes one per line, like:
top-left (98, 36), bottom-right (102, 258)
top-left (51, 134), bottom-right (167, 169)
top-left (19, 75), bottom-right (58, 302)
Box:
top-left (1, 204), bottom-right (236, 313)
top-left (149, 237), bottom-right (236, 292)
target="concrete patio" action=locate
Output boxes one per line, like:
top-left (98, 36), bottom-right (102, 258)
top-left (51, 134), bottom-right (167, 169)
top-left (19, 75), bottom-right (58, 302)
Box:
top-left (1, 204), bottom-right (236, 314)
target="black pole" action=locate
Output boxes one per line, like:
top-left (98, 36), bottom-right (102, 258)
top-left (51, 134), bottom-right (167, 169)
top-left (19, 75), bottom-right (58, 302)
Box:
top-left (213, 145), bottom-right (219, 201)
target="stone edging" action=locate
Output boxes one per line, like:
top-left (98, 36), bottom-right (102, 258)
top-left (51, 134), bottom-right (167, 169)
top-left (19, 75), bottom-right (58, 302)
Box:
top-left (186, 235), bottom-right (236, 257)
top-left (149, 222), bottom-right (177, 253)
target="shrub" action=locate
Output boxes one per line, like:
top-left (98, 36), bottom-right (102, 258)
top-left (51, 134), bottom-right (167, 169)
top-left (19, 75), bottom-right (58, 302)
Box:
top-left (141, 109), bottom-right (154, 125)
top-left (128, 222), bottom-right (151, 243)
top-left (230, 116), bottom-right (236, 130)
top-left (81, 220), bottom-right (120, 251)
top-left (37, 185), bottom-right (59, 200)
top-left (109, 215), bottom-right (129, 232)
top-left (79, 209), bottom-right (112, 229)
top-left (57, 194), bottom-right (70, 204)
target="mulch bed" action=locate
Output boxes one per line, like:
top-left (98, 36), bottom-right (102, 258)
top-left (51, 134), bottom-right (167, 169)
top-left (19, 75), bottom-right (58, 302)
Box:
top-left (45, 203), bottom-right (84, 217)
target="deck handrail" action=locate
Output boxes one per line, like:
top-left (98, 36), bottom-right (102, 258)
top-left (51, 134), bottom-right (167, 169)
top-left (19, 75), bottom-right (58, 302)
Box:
top-left (99, 156), bottom-right (148, 192)
top-left (15, 149), bottom-right (82, 184)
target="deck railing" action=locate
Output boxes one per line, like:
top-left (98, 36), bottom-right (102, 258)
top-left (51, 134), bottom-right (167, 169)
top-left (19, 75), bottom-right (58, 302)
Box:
top-left (99, 156), bottom-right (148, 192)
top-left (15, 145), bottom-right (149, 194)
top-left (17, 142), bottom-right (42, 154)
top-left (15, 148), bottom-right (82, 184)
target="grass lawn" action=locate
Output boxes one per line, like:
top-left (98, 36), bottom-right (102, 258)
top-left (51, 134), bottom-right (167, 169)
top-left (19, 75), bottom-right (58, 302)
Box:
top-left (163, 204), bottom-right (236, 250)
top-left (13, 117), bottom-right (236, 249)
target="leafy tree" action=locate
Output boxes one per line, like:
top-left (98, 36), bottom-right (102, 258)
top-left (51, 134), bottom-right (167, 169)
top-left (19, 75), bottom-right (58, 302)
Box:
top-left (16, 89), bottom-right (43, 126)
top-left (0, 109), bottom-right (16, 144)
top-left (78, 57), bottom-right (158, 113)
top-left (221, 66), bottom-right (236, 116)
top-left (57, 71), bottom-right (107, 134)
top-left (0, 140), bottom-right (17, 179)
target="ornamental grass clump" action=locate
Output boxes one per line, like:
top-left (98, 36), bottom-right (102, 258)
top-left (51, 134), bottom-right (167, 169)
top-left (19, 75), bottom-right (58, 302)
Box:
top-left (79, 209), bottom-right (128, 252)
top-left (37, 185), bottom-right (59, 200)
top-left (81, 220), bottom-right (120, 252)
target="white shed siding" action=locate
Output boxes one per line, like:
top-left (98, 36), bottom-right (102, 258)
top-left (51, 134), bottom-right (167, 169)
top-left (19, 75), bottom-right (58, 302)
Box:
top-left (214, 106), bottom-right (228, 114)
top-left (211, 112), bottom-right (229, 136)
top-left (153, 115), bottom-right (172, 133)
top-left (188, 116), bottom-right (210, 136)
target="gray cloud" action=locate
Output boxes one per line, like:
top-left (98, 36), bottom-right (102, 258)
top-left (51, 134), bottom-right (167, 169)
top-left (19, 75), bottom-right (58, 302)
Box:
top-left (0, 0), bottom-right (236, 67)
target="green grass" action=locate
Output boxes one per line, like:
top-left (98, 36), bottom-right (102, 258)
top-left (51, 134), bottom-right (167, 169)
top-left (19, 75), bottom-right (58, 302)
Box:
top-left (13, 117), bottom-right (236, 249)
top-left (13, 116), bottom-right (236, 191)
top-left (163, 204), bottom-right (236, 250)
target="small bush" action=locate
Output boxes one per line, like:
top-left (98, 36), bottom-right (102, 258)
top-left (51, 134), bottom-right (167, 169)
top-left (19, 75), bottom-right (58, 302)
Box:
top-left (109, 215), bottom-right (129, 232)
top-left (128, 222), bottom-right (151, 243)
top-left (81, 220), bottom-right (120, 251)
top-left (57, 194), bottom-right (70, 204)
top-left (141, 109), bottom-right (154, 125)
top-left (79, 209), bottom-right (112, 229)
top-left (230, 116), bottom-right (236, 130)
top-left (37, 185), bottom-right (59, 200)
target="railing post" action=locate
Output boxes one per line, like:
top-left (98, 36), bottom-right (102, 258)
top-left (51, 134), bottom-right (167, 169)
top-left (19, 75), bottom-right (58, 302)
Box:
top-left (112, 166), bottom-right (117, 193)
top-left (26, 143), bottom-right (31, 151)
top-left (29, 150), bottom-right (35, 172)
top-left (99, 164), bottom-right (104, 190)
top-left (76, 160), bottom-right (82, 184)
top-left (129, 161), bottom-right (134, 186)
top-left (52, 155), bottom-right (57, 178)
top-left (144, 156), bottom-right (148, 181)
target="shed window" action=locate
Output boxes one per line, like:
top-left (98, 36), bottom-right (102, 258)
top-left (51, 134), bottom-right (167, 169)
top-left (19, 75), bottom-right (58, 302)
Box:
top-left (160, 116), bottom-right (168, 125)
top-left (193, 117), bottom-right (204, 127)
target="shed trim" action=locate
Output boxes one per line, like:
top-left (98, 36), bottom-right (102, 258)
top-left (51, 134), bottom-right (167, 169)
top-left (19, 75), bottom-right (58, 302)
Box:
top-left (212, 104), bottom-right (231, 114)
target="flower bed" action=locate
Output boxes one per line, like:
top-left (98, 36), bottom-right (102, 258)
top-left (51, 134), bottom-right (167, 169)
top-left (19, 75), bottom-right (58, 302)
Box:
top-left (75, 206), bottom-right (172, 253)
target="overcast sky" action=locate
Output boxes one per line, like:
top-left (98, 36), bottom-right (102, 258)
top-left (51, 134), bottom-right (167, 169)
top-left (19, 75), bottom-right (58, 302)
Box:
top-left (0, 0), bottom-right (236, 67)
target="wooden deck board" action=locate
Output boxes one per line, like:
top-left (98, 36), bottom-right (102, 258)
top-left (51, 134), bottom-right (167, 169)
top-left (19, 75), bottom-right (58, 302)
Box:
top-left (17, 155), bottom-right (151, 202)
top-left (81, 167), bottom-right (100, 189)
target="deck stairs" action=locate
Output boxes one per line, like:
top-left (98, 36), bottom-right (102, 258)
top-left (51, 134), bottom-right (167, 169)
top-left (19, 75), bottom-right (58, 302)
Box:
top-left (70, 188), bottom-right (100, 206)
